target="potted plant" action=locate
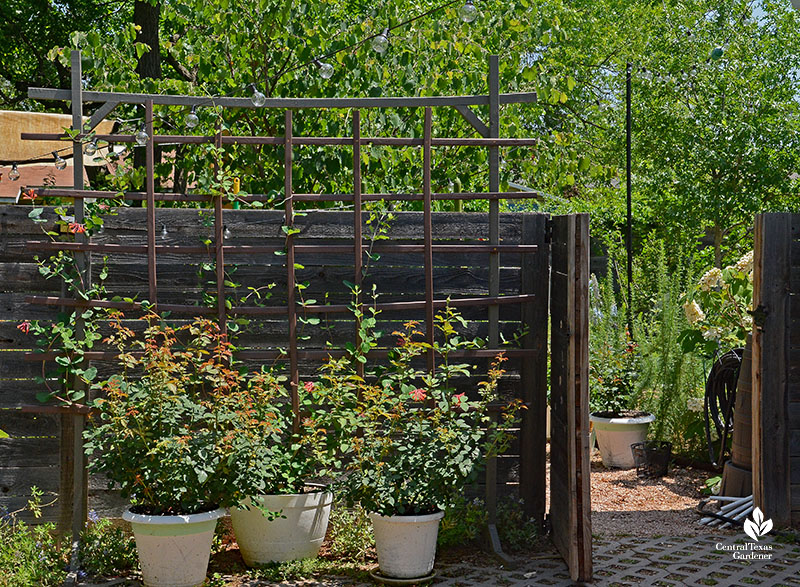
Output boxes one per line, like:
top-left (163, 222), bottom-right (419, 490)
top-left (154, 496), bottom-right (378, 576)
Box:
top-left (225, 375), bottom-right (353, 566)
top-left (84, 313), bottom-right (289, 586)
top-left (334, 307), bottom-right (522, 580)
top-left (588, 274), bottom-right (653, 468)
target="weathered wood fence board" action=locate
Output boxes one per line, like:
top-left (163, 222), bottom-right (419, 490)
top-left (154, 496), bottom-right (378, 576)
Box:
top-left (753, 212), bottom-right (800, 528)
top-left (1, 206), bottom-right (548, 525)
top-left (548, 214), bottom-right (592, 582)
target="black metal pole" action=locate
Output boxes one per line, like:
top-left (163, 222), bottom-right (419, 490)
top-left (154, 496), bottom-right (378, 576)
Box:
top-left (626, 62), bottom-right (633, 334)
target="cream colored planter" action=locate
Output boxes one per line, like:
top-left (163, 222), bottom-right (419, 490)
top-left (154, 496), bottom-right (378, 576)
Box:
top-left (369, 510), bottom-right (444, 579)
top-left (590, 412), bottom-right (655, 468)
top-left (123, 507), bottom-right (225, 587)
top-left (230, 490), bottom-right (333, 565)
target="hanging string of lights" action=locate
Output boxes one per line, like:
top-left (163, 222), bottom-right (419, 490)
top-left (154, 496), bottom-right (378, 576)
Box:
top-left (277, 0), bottom-right (479, 80)
top-left (634, 0), bottom-right (756, 86)
top-left (4, 0), bottom-right (480, 179)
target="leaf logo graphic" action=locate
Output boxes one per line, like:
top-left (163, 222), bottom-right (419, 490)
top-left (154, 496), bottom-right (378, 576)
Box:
top-left (743, 507), bottom-right (773, 541)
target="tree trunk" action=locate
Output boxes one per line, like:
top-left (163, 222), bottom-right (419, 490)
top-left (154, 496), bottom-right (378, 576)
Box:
top-left (132, 1), bottom-right (161, 206)
top-left (713, 224), bottom-right (723, 268)
top-left (134, 1), bottom-right (161, 79)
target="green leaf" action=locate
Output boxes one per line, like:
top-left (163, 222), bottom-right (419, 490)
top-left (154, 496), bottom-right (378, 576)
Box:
top-left (83, 366), bottom-right (98, 382)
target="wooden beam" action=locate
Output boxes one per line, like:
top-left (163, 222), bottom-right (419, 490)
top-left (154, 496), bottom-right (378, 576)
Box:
top-left (752, 213), bottom-right (792, 527)
top-left (29, 87), bottom-right (537, 109)
top-left (61, 49), bottom-right (88, 546)
top-left (87, 101), bottom-right (120, 132)
top-left (25, 241), bottom-right (539, 255)
top-left (284, 110), bottom-right (299, 430)
top-left (28, 348), bottom-right (538, 363)
top-left (423, 107), bottom-right (435, 374)
top-left (33, 187), bottom-right (545, 202)
top-left (452, 105), bottom-right (489, 137)
top-left (22, 132), bottom-right (538, 148)
top-left (26, 293), bottom-right (537, 315)
top-left (573, 213), bottom-right (592, 582)
top-left (519, 214), bottom-right (550, 524)
top-left (145, 100), bottom-right (157, 308)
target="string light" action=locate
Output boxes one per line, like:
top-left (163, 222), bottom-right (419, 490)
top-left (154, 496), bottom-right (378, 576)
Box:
top-left (371, 28), bottom-right (390, 54)
top-left (249, 84), bottom-right (266, 107)
top-left (53, 152), bottom-right (67, 170)
top-left (135, 124), bottom-right (149, 146)
top-left (84, 140), bottom-right (98, 156)
top-left (278, 0), bottom-right (480, 79)
top-left (458, 0), bottom-right (478, 23)
top-left (223, 225), bottom-right (232, 240)
top-left (315, 60), bottom-right (334, 79)
top-left (161, 224), bottom-right (168, 240)
top-left (8, 163), bottom-right (20, 181)
top-left (185, 105), bottom-right (199, 129)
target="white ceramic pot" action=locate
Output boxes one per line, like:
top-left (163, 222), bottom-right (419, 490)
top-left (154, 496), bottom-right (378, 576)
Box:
top-left (230, 490), bottom-right (333, 565)
top-left (122, 506), bottom-right (225, 587)
top-left (369, 510), bottom-right (444, 579)
top-left (590, 412), bottom-right (655, 468)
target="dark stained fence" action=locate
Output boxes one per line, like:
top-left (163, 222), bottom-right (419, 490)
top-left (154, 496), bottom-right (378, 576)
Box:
top-left (549, 213), bottom-right (592, 582)
top-left (752, 213), bottom-right (800, 528)
top-left (0, 205), bottom-right (550, 527)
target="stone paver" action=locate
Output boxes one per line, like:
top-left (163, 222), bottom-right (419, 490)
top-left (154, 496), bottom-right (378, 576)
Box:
top-left (428, 535), bottom-right (800, 587)
top-left (80, 534), bottom-right (800, 586)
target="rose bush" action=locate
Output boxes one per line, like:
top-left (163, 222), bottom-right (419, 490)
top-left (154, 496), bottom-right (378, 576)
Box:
top-left (330, 306), bottom-right (523, 516)
top-left (84, 313), bottom-right (351, 515)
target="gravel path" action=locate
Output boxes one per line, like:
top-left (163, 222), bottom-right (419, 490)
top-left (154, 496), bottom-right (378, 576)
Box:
top-left (588, 453), bottom-right (735, 537)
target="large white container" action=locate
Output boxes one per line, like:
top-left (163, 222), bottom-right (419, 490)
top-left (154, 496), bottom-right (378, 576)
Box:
top-left (369, 510), bottom-right (445, 579)
top-left (230, 490), bottom-right (333, 565)
top-left (590, 412), bottom-right (655, 468)
top-left (123, 507), bottom-right (225, 587)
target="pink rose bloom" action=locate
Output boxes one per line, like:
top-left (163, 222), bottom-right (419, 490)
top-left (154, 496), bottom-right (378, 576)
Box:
top-left (304, 381), bottom-right (315, 392)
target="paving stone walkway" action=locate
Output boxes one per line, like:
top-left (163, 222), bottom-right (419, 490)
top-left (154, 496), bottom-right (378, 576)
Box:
top-left (80, 534), bottom-right (800, 586)
top-left (425, 535), bottom-right (800, 587)
top-left (267, 534), bottom-right (800, 586)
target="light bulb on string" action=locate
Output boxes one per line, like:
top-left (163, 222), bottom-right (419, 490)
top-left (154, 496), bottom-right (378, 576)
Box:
top-left (371, 28), bottom-right (390, 54)
top-left (315, 60), bottom-right (334, 80)
top-left (223, 225), bottom-right (232, 240)
top-left (710, 46), bottom-right (724, 60)
top-left (8, 163), bottom-right (20, 181)
top-left (135, 124), bottom-right (149, 146)
top-left (249, 84), bottom-right (266, 107)
top-left (185, 105), bottom-right (199, 129)
top-left (161, 224), bottom-right (168, 240)
top-left (458, 0), bottom-right (478, 23)
top-left (53, 152), bottom-right (67, 171)
top-left (84, 139), bottom-right (98, 156)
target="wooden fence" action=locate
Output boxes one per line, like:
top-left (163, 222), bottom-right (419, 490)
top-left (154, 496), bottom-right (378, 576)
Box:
top-left (752, 212), bottom-right (800, 528)
top-left (0, 205), bottom-right (550, 528)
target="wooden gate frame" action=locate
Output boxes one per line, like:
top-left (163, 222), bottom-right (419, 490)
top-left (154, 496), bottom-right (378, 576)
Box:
top-left (752, 213), bottom-right (793, 528)
top-left (549, 213), bottom-right (592, 582)
top-left (21, 50), bottom-right (572, 563)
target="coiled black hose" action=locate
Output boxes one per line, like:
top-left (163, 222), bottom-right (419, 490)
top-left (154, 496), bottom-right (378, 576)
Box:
top-left (704, 348), bottom-right (743, 467)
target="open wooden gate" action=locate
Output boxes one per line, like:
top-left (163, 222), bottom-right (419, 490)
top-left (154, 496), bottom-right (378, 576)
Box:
top-left (549, 213), bottom-right (592, 582)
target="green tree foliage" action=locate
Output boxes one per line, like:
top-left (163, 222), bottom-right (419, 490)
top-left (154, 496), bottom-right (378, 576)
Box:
top-left (48, 0), bottom-right (594, 206)
top-left (17, 0), bottom-right (800, 264)
top-left (0, 0), bottom-right (129, 110)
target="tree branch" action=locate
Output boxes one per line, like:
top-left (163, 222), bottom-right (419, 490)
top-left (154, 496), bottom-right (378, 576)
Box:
top-left (163, 52), bottom-right (196, 83)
